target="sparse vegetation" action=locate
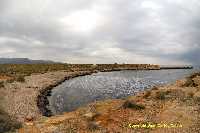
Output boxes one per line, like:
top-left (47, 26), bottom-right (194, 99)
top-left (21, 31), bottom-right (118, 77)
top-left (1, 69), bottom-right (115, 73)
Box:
top-left (122, 100), bottom-right (145, 110)
top-left (0, 64), bottom-right (161, 83)
top-left (0, 64), bottom-right (72, 82)
top-left (0, 64), bottom-right (71, 75)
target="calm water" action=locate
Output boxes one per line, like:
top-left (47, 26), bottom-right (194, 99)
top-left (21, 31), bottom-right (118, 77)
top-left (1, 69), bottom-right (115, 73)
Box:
top-left (48, 68), bottom-right (198, 114)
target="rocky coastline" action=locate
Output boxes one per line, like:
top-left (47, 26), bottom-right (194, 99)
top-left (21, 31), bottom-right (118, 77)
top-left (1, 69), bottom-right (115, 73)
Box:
top-left (18, 71), bottom-right (200, 133)
top-left (36, 64), bottom-right (161, 117)
top-left (0, 64), bottom-right (197, 133)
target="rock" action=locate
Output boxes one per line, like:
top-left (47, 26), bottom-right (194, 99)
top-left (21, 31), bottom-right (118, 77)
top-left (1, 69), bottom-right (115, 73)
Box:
top-left (25, 115), bottom-right (34, 122)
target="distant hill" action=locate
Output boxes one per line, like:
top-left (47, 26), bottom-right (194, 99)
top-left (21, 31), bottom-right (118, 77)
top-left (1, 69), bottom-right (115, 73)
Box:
top-left (0, 58), bottom-right (61, 64)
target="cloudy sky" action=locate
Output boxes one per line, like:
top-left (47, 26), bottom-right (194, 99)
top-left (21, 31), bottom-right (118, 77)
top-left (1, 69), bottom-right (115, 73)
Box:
top-left (0, 0), bottom-right (200, 65)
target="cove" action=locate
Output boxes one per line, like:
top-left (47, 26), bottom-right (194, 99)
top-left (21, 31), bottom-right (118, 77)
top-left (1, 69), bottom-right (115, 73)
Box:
top-left (48, 69), bottom-right (196, 115)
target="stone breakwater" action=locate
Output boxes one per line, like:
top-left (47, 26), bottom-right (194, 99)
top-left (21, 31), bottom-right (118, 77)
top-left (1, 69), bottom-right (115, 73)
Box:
top-left (68, 64), bottom-right (161, 71)
top-left (96, 64), bottom-right (160, 71)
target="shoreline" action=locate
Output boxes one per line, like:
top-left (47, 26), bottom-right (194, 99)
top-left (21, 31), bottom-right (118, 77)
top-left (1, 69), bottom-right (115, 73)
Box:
top-left (37, 68), bottom-right (158, 117)
top-left (2, 66), bottom-right (161, 124)
top-left (0, 66), bottom-right (197, 132)
top-left (1, 70), bottom-right (95, 123)
top-left (37, 68), bottom-right (195, 118)
top-left (37, 71), bottom-right (96, 117)
top-left (19, 71), bottom-right (200, 133)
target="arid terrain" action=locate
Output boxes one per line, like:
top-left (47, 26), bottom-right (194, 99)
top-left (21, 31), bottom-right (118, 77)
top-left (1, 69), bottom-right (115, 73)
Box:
top-left (16, 72), bottom-right (200, 133)
top-left (0, 64), bottom-right (199, 133)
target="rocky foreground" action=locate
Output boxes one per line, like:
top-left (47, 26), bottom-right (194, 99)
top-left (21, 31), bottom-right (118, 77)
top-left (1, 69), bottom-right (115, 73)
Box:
top-left (14, 72), bottom-right (200, 133)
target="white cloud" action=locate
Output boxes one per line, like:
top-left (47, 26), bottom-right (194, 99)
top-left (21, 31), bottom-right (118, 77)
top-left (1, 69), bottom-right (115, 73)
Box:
top-left (141, 1), bottom-right (162, 10)
top-left (0, 36), bottom-right (24, 44)
top-left (0, 48), bottom-right (15, 54)
top-left (60, 9), bottom-right (103, 33)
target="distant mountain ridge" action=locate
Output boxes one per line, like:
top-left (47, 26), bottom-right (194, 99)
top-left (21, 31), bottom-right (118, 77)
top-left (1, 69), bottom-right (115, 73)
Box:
top-left (0, 58), bottom-right (60, 64)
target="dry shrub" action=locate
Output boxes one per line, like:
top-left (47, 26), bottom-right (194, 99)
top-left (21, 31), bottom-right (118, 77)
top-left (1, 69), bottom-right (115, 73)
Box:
top-left (183, 78), bottom-right (198, 87)
top-left (16, 75), bottom-right (25, 82)
top-left (87, 121), bottom-right (101, 131)
top-left (143, 91), bottom-right (151, 98)
top-left (155, 91), bottom-right (170, 100)
top-left (152, 86), bottom-right (159, 90)
top-left (189, 72), bottom-right (200, 79)
top-left (122, 100), bottom-right (145, 110)
top-left (183, 72), bottom-right (200, 87)
top-left (0, 82), bottom-right (4, 88)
